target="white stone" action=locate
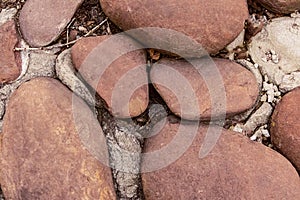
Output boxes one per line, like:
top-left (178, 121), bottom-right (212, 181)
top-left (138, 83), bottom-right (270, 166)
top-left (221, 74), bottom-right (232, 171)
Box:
top-left (248, 17), bottom-right (300, 85)
top-left (242, 102), bottom-right (273, 134)
top-left (279, 72), bottom-right (300, 93)
top-left (0, 8), bottom-right (17, 27)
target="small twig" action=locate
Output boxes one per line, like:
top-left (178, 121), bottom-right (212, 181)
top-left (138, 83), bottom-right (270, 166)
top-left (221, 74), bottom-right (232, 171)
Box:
top-left (66, 18), bottom-right (76, 48)
top-left (14, 18), bottom-right (108, 52)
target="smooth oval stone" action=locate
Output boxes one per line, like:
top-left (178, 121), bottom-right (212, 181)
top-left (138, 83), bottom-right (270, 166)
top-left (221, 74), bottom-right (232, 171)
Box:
top-left (99, 0), bottom-right (249, 56)
top-left (0, 77), bottom-right (116, 199)
top-left (150, 58), bottom-right (259, 120)
top-left (71, 35), bottom-right (148, 118)
top-left (255, 0), bottom-right (300, 14)
top-left (19, 0), bottom-right (83, 47)
top-left (0, 20), bottom-right (20, 84)
top-left (142, 121), bottom-right (300, 199)
top-left (271, 87), bottom-right (300, 172)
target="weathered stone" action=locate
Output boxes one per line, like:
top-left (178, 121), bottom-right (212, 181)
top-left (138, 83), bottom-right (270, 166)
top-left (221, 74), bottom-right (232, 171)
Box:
top-left (150, 58), bottom-right (259, 120)
top-left (271, 87), bottom-right (300, 172)
top-left (0, 77), bottom-right (116, 199)
top-left (19, 0), bottom-right (84, 47)
top-left (142, 121), bottom-right (300, 199)
top-left (99, 0), bottom-right (248, 56)
top-left (71, 35), bottom-right (148, 118)
top-left (248, 17), bottom-right (300, 86)
top-left (256, 0), bottom-right (300, 14)
top-left (0, 20), bottom-right (20, 83)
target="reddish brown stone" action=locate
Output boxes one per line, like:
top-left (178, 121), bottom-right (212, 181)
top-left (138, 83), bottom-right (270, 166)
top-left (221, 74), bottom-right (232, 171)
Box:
top-left (99, 0), bottom-right (248, 55)
top-left (150, 58), bottom-right (259, 120)
top-left (71, 35), bottom-right (148, 118)
top-left (0, 77), bottom-right (116, 199)
top-left (0, 20), bottom-right (20, 84)
top-left (142, 121), bottom-right (300, 199)
top-left (271, 87), bottom-right (300, 172)
top-left (256, 0), bottom-right (300, 14)
top-left (19, 0), bottom-right (83, 47)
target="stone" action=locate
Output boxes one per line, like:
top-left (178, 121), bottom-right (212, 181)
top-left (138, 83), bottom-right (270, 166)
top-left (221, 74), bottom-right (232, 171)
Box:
top-left (280, 72), bottom-right (300, 93)
top-left (233, 102), bottom-right (273, 135)
top-left (56, 49), bottom-right (98, 107)
top-left (0, 77), bottom-right (116, 199)
top-left (142, 121), bottom-right (300, 199)
top-left (0, 20), bottom-right (20, 84)
top-left (270, 87), bottom-right (300, 172)
top-left (255, 0), bottom-right (300, 14)
top-left (248, 17), bottom-right (300, 86)
top-left (71, 35), bottom-right (148, 118)
top-left (150, 58), bottom-right (259, 120)
top-left (99, 0), bottom-right (249, 56)
top-left (0, 8), bottom-right (17, 27)
top-left (19, 0), bottom-right (84, 47)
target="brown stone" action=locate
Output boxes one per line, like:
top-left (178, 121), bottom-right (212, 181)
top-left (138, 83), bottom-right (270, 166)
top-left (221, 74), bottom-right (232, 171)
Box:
top-left (255, 0), bottom-right (300, 14)
top-left (71, 35), bottom-right (148, 118)
top-left (142, 121), bottom-right (300, 199)
top-left (19, 0), bottom-right (83, 47)
top-left (271, 87), bottom-right (300, 172)
top-left (0, 20), bottom-right (20, 84)
top-left (99, 0), bottom-right (248, 56)
top-left (0, 77), bottom-right (116, 199)
top-left (150, 58), bottom-right (259, 120)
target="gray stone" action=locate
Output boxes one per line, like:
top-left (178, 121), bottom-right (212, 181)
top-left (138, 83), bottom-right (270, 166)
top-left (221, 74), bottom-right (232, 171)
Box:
top-left (233, 102), bottom-right (273, 135)
top-left (55, 49), bottom-right (98, 107)
top-left (280, 72), bottom-right (300, 93)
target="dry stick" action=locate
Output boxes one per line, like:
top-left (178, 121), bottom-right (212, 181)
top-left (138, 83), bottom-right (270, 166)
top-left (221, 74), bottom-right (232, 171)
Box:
top-left (66, 18), bottom-right (76, 48)
top-left (14, 17), bottom-right (108, 51)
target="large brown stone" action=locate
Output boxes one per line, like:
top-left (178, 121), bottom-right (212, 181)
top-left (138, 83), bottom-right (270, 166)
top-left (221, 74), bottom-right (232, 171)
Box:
top-left (0, 77), bottom-right (116, 199)
top-left (150, 58), bottom-right (259, 120)
top-left (71, 35), bottom-right (148, 118)
top-left (19, 0), bottom-right (83, 47)
top-left (99, 0), bottom-right (249, 56)
top-left (142, 121), bottom-right (300, 199)
top-left (0, 20), bottom-right (20, 84)
top-left (271, 87), bottom-right (300, 172)
top-left (255, 0), bottom-right (300, 14)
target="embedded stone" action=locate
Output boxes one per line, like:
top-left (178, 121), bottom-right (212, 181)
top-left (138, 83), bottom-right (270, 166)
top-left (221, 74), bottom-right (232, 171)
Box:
top-left (99, 0), bottom-right (249, 56)
top-left (142, 121), bottom-right (300, 199)
top-left (0, 77), bottom-right (116, 199)
top-left (71, 35), bottom-right (148, 118)
top-left (19, 0), bottom-right (84, 47)
top-left (271, 87), bottom-right (300, 172)
top-left (150, 58), bottom-right (259, 120)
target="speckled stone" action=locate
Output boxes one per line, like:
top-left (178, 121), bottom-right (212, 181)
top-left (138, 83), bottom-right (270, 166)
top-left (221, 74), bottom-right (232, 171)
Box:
top-left (0, 77), bottom-right (116, 199)
top-left (142, 121), bottom-right (300, 199)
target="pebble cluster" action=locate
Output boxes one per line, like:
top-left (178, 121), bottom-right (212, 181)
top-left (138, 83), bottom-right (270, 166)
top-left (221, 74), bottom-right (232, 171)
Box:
top-left (0, 0), bottom-right (299, 199)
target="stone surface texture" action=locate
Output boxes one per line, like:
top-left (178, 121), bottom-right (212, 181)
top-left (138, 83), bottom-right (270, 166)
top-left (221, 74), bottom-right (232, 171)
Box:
top-left (271, 87), bottom-right (300, 172)
top-left (71, 35), bottom-right (148, 118)
top-left (150, 58), bottom-right (259, 120)
top-left (99, 0), bottom-right (249, 55)
top-left (142, 121), bottom-right (300, 199)
top-left (0, 77), bottom-right (116, 199)
top-left (248, 16), bottom-right (300, 90)
top-left (0, 20), bottom-right (20, 84)
top-left (19, 0), bottom-right (84, 47)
